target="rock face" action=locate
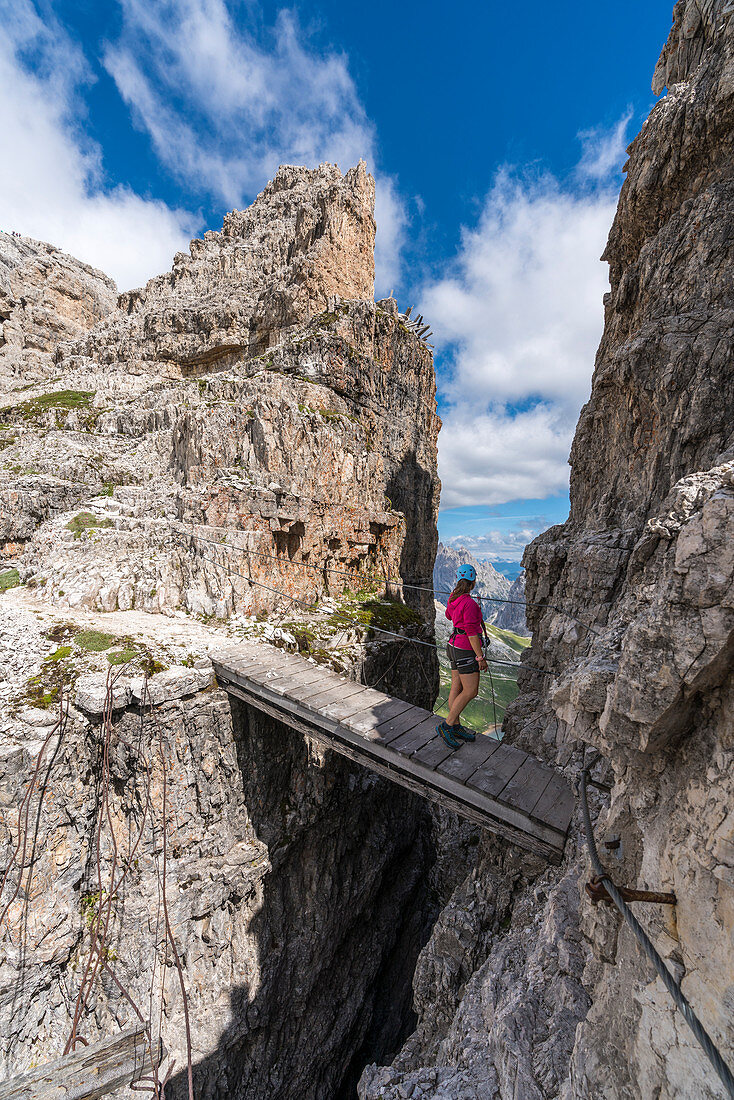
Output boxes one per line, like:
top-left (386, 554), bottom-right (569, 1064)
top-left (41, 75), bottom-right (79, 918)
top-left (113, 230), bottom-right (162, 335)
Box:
top-left (0, 596), bottom-right (445, 1098)
top-left (0, 234), bottom-right (116, 390)
top-left (0, 162), bottom-right (439, 698)
top-left (361, 5), bottom-right (733, 1098)
top-left (0, 164), bottom-right (445, 1096)
top-left (432, 543), bottom-right (512, 623)
top-left (80, 162), bottom-right (376, 373)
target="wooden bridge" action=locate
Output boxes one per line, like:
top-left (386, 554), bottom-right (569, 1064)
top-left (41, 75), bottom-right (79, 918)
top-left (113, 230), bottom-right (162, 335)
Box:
top-left (212, 643), bottom-right (573, 863)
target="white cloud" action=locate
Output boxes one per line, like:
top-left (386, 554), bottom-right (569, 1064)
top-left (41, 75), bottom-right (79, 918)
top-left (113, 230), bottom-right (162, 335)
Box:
top-left (104, 3), bottom-right (371, 201)
top-left (438, 404), bottom-right (572, 508)
top-left (445, 526), bottom-right (546, 562)
top-left (102, 0), bottom-right (406, 291)
top-left (425, 171), bottom-right (616, 412)
top-left (422, 124), bottom-right (630, 509)
top-left (576, 110), bottom-right (633, 182)
top-left (0, 0), bottom-right (196, 290)
top-left (374, 176), bottom-right (408, 296)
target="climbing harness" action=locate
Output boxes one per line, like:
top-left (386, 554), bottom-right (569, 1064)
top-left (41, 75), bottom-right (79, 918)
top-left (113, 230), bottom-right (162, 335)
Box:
top-left (578, 754), bottom-right (734, 1097)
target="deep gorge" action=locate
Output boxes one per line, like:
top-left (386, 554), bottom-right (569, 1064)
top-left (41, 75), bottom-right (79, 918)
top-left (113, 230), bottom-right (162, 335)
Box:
top-left (1, 6), bottom-right (733, 1094)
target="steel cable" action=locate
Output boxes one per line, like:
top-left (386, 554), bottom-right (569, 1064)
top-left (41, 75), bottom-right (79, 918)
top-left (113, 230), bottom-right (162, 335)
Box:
top-left (175, 526), bottom-right (603, 636)
top-left (193, 549), bottom-right (553, 675)
top-left (578, 754), bottom-right (734, 1098)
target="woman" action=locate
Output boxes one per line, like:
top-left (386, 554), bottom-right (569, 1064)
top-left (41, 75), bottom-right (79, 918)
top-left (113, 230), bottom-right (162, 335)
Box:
top-left (436, 564), bottom-right (488, 749)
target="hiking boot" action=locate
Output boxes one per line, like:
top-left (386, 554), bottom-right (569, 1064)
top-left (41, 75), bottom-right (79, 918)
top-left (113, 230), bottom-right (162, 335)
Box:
top-left (454, 724), bottom-right (476, 742)
top-left (437, 721), bottom-right (462, 749)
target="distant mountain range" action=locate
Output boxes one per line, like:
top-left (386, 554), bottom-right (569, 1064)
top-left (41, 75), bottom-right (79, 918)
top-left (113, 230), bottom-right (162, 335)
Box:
top-left (493, 573), bottom-right (527, 634)
top-left (489, 559), bottom-right (524, 582)
top-left (433, 543), bottom-right (528, 634)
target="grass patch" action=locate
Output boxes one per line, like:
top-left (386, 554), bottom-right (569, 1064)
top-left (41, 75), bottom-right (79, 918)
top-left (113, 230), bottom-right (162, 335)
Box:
top-left (327, 593), bottom-right (423, 636)
top-left (316, 310), bottom-right (339, 327)
top-left (44, 646), bottom-right (73, 662)
top-left (0, 568), bottom-right (20, 592)
top-left (26, 686), bottom-right (61, 709)
top-left (24, 672), bottom-right (63, 709)
top-left (486, 624), bottom-right (530, 653)
top-left (74, 629), bottom-right (116, 652)
top-left (318, 407), bottom-right (359, 424)
top-left (141, 656), bottom-right (167, 675)
top-left (7, 390), bottom-right (96, 423)
top-left (107, 648), bottom-right (138, 665)
top-left (66, 511), bottom-right (113, 539)
top-left (279, 621), bottom-right (318, 654)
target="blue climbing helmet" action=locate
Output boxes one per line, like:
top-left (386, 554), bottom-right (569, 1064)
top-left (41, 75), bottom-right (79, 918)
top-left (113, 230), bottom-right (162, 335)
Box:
top-left (456, 563), bottom-right (476, 583)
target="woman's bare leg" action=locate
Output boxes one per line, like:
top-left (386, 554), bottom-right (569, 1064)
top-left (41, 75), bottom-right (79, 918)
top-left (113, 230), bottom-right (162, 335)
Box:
top-left (447, 670), bottom-right (462, 714)
top-left (447, 671), bottom-right (480, 726)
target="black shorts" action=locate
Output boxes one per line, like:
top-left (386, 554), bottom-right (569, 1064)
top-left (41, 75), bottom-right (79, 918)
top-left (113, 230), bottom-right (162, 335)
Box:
top-left (446, 643), bottom-right (480, 674)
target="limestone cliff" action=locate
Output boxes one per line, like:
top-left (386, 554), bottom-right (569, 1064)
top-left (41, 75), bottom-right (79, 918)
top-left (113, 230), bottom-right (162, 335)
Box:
top-left (0, 164), bottom-right (446, 1097)
top-left (0, 235), bottom-right (116, 390)
top-left (361, 4), bottom-right (733, 1098)
top-left (1, 161), bottom-right (439, 701)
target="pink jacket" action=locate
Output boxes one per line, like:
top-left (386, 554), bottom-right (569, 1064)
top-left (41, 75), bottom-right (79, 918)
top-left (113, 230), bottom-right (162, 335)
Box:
top-left (445, 594), bottom-right (483, 650)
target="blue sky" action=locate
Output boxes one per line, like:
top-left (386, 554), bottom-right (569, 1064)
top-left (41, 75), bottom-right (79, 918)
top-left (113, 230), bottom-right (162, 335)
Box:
top-left (0, 0), bottom-right (674, 559)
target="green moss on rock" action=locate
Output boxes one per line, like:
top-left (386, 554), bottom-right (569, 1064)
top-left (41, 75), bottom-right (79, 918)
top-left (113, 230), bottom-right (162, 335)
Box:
top-left (66, 512), bottom-right (113, 539)
top-left (7, 390), bottom-right (96, 423)
top-left (74, 629), bottom-right (116, 652)
top-left (0, 568), bottom-right (20, 593)
top-left (44, 646), bottom-right (73, 662)
top-left (107, 648), bottom-right (138, 665)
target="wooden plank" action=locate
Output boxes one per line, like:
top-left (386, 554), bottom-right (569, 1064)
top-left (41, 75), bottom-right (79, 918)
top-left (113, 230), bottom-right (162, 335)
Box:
top-left (217, 644), bottom-right (288, 667)
top-left (437, 734), bottom-right (501, 782)
top-left (219, 644), bottom-right (566, 839)
top-left (319, 688), bottom-right (380, 722)
top-left (412, 734), bottom-right (455, 771)
top-left (344, 697), bottom-right (415, 733)
top-left (213, 654), bottom-right (270, 678)
top-left (211, 645), bottom-right (259, 663)
top-left (263, 665), bottom-right (326, 695)
top-left (221, 654), bottom-right (292, 683)
top-left (467, 743), bottom-right (527, 798)
top-left (303, 680), bottom-right (368, 712)
top-left (530, 771), bottom-right (575, 834)
top-left (388, 716), bottom-right (441, 756)
top-left (498, 758), bottom-right (554, 816)
top-left (0, 1026), bottom-right (164, 1100)
top-left (370, 705), bottom-right (432, 743)
top-left (340, 687), bottom-right (392, 709)
top-left (229, 665), bottom-right (300, 693)
top-left (224, 683), bottom-right (566, 861)
top-left (215, 646), bottom-right (569, 852)
top-left (279, 675), bottom-right (341, 704)
top-left (231, 654), bottom-right (306, 679)
top-left (260, 660), bottom-right (330, 685)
